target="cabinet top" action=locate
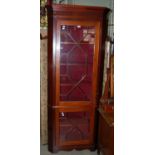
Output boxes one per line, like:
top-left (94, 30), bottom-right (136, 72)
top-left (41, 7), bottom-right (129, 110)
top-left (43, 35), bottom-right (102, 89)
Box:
top-left (47, 4), bottom-right (110, 16)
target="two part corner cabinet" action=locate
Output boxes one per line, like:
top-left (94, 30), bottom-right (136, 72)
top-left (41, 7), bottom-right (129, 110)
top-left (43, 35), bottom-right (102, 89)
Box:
top-left (47, 4), bottom-right (110, 153)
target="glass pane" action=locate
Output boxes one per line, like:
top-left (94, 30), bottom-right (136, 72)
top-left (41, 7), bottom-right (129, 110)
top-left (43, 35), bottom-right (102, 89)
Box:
top-left (60, 25), bottom-right (95, 101)
top-left (59, 111), bottom-right (90, 142)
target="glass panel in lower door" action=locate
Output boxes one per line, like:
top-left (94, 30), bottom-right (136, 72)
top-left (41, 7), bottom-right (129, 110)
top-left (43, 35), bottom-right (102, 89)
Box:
top-left (59, 111), bottom-right (91, 144)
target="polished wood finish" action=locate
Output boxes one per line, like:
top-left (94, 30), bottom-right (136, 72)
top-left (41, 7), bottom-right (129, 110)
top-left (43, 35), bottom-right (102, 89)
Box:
top-left (97, 44), bottom-right (114, 155)
top-left (47, 4), bottom-right (109, 153)
top-left (98, 109), bottom-right (114, 155)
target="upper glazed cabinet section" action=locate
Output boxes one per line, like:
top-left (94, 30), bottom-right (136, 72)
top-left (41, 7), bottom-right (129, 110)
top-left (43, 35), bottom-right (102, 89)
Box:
top-left (60, 25), bottom-right (95, 101)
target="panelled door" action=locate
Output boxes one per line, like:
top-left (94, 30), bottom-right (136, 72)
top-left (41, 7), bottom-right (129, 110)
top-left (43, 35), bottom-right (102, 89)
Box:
top-left (55, 20), bottom-right (100, 146)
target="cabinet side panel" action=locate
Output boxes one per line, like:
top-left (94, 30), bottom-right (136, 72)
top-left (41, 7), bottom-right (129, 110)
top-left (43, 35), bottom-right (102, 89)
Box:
top-left (94, 15), bottom-right (109, 148)
top-left (47, 8), bottom-right (58, 152)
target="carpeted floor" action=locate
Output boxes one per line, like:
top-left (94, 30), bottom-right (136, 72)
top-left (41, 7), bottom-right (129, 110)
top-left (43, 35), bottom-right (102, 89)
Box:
top-left (40, 145), bottom-right (98, 155)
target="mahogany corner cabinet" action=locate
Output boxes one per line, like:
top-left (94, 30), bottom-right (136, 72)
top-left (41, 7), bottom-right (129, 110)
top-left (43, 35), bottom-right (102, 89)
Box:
top-left (47, 4), bottom-right (110, 153)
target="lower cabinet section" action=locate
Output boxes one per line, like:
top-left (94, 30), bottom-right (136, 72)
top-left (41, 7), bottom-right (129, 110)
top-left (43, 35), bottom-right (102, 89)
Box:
top-left (48, 107), bottom-right (96, 152)
top-left (59, 112), bottom-right (90, 143)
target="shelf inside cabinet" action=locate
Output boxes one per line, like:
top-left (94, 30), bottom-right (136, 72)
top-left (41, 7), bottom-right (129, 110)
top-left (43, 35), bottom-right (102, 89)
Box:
top-left (60, 81), bottom-right (91, 86)
top-left (61, 42), bottom-right (94, 45)
top-left (60, 63), bottom-right (93, 65)
top-left (59, 118), bottom-right (89, 126)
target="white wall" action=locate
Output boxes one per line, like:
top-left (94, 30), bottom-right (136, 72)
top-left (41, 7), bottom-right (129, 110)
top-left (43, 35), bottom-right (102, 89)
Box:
top-left (74, 0), bottom-right (111, 8)
top-left (54, 0), bottom-right (113, 9)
